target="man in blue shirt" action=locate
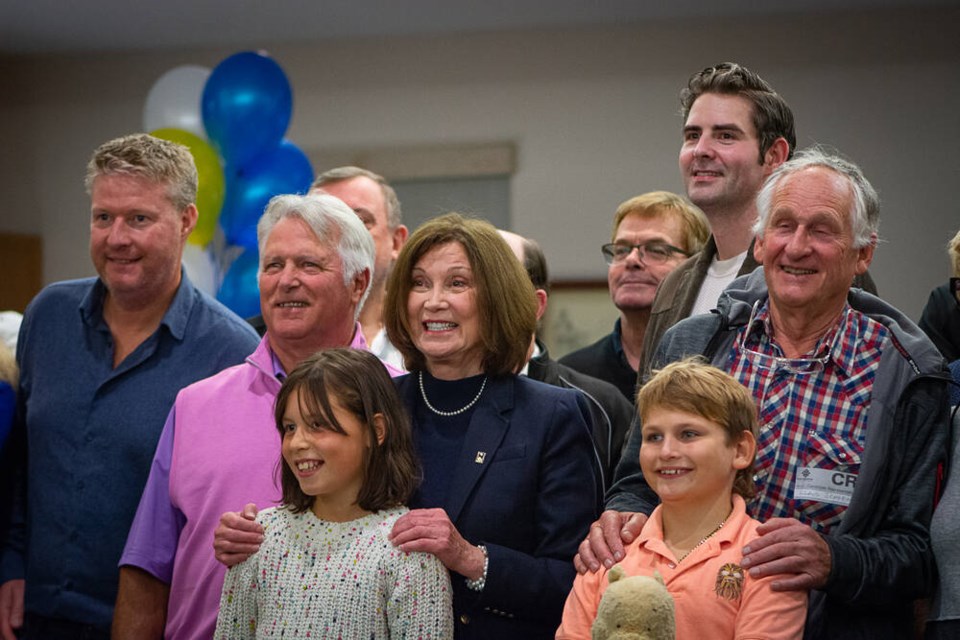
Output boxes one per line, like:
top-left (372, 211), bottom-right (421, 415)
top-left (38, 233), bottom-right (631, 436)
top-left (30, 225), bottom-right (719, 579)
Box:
top-left (0, 133), bottom-right (259, 640)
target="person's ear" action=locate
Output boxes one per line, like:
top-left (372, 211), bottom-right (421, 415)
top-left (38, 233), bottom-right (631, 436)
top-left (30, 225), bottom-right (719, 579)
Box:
top-left (180, 204), bottom-right (199, 241)
top-left (762, 138), bottom-right (789, 174)
top-left (753, 233), bottom-right (766, 265)
top-left (534, 289), bottom-right (548, 322)
top-left (390, 225), bottom-right (409, 261)
top-left (732, 430), bottom-right (756, 471)
top-left (371, 413), bottom-right (387, 445)
top-left (854, 235), bottom-right (877, 275)
top-left (352, 268), bottom-right (371, 305)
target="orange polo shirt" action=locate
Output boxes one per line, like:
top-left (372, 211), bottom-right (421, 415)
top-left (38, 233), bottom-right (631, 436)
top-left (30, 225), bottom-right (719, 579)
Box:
top-left (556, 495), bottom-right (807, 639)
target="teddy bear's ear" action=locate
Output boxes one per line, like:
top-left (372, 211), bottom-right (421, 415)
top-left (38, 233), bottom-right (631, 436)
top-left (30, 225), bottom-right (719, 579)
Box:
top-left (608, 565), bottom-right (626, 584)
top-left (652, 570), bottom-right (666, 586)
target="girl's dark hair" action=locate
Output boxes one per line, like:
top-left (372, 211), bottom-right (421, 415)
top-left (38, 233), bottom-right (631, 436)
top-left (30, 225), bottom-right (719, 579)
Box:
top-left (273, 348), bottom-right (421, 514)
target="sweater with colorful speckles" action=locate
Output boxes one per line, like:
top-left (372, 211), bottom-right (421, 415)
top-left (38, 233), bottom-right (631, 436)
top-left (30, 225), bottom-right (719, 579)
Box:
top-left (214, 505), bottom-right (453, 639)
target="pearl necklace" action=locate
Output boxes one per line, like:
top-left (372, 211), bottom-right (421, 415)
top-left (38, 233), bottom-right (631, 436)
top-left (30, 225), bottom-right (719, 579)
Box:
top-left (419, 371), bottom-right (488, 417)
top-left (676, 518), bottom-right (727, 563)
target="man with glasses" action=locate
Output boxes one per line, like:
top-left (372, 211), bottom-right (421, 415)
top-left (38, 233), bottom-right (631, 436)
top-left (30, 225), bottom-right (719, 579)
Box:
top-left (559, 191), bottom-right (709, 401)
top-left (579, 148), bottom-right (949, 639)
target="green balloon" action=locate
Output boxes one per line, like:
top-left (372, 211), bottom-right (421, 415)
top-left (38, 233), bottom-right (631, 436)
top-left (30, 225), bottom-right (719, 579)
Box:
top-left (151, 127), bottom-right (225, 247)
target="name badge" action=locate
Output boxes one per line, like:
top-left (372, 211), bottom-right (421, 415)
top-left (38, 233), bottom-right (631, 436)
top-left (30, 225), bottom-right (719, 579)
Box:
top-left (793, 467), bottom-right (856, 506)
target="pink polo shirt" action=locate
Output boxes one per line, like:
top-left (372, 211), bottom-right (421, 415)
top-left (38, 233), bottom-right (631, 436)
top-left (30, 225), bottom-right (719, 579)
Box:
top-left (121, 325), bottom-right (401, 640)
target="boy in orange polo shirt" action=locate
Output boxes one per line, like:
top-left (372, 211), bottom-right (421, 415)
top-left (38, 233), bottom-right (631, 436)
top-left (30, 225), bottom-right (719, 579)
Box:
top-left (557, 360), bottom-right (807, 639)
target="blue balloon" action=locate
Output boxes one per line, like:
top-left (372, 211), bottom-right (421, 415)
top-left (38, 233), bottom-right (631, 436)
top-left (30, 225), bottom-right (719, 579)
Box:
top-left (217, 249), bottom-right (261, 319)
top-left (219, 140), bottom-right (315, 249)
top-left (202, 51), bottom-right (292, 166)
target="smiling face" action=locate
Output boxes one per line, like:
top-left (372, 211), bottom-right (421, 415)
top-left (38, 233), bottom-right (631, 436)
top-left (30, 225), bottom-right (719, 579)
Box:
top-left (280, 387), bottom-right (371, 522)
top-left (259, 216), bottom-right (366, 358)
top-left (89, 173), bottom-right (195, 306)
top-left (406, 242), bottom-right (483, 379)
top-left (753, 166), bottom-right (874, 328)
top-left (607, 213), bottom-right (689, 313)
top-left (640, 407), bottom-right (754, 509)
top-left (314, 176), bottom-right (407, 294)
top-left (679, 93), bottom-right (777, 216)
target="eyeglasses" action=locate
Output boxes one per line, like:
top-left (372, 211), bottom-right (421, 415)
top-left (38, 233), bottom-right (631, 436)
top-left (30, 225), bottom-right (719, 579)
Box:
top-left (738, 300), bottom-right (847, 375)
top-left (600, 242), bottom-right (691, 266)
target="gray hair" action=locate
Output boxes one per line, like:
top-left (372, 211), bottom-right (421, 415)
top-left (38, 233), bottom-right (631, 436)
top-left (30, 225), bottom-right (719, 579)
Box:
top-left (256, 194), bottom-right (376, 320)
top-left (311, 166), bottom-right (402, 228)
top-left (85, 133), bottom-right (198, 211)
top-left (753, 146), bottom-right (879, 248)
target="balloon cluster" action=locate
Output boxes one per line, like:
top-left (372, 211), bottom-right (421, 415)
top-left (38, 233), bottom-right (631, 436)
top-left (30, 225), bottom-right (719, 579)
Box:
top-left (143, 51), bottom-right (313, 318)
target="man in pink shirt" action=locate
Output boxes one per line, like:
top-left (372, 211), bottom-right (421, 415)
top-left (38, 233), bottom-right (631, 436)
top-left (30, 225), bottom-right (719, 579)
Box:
top-left (112, 193), bottom-right (401, 639)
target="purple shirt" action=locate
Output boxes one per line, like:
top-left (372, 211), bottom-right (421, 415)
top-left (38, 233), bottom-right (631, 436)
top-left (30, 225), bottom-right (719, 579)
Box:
top-left (120, 324), bottom-right (401, 640)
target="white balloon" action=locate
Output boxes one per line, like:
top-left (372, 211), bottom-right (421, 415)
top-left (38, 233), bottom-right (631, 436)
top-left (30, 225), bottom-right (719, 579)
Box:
top-left (181, 243), bottom-right (218, 296)
top-left (143, 65), bottom-right (211, 138)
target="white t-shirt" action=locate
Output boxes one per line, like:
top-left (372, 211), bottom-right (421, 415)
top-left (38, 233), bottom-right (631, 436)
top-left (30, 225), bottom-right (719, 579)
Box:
top-left (689, 250), bottom-right (749, 316)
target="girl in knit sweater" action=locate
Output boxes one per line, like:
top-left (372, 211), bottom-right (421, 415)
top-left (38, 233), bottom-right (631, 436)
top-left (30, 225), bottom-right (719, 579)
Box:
top-left (214, 348), bottom-right (453, 639)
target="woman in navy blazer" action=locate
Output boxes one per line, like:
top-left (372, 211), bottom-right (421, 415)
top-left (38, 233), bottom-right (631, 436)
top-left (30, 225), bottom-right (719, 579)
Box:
top-left (385, 214), bottom-right (599, 639)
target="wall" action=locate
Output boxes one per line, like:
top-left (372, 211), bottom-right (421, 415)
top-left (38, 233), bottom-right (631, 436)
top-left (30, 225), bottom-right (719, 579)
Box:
top-left (1, 6), bottom-right (958, 326)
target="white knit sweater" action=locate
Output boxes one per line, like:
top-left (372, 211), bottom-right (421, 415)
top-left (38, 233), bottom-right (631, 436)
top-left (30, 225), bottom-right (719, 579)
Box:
top-left (214, 505), bottom-right (453, 639)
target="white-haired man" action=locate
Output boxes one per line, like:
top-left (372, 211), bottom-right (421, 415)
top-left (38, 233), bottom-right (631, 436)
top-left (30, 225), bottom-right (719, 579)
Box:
top-left (581, 148), bottom-right (949, 639)
top-left (113, 194), bottom-right (399, 640)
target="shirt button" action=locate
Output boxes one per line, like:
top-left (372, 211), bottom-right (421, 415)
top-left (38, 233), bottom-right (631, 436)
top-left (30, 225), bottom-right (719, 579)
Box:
top-left (668, 562), bottom-right (676, 569)
top-left (85, 434), bottom-right (94, 443)
top-left (459, 614), bottom-right (471, 625)
top-left (839, 452), bottom-right (847, 458)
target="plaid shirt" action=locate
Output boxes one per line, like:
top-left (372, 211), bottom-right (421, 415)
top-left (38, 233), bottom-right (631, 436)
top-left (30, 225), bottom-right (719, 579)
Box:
top-left (727, 301), bottom-right (889, 534)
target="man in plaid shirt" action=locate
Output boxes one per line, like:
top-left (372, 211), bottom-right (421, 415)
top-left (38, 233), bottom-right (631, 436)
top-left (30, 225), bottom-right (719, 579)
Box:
top-left (579, 148), bottom-right (950, 639)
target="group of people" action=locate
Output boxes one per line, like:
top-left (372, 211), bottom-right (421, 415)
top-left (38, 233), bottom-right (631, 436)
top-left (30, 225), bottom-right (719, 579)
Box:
top-left (0, 59), bottom-right (954, 640)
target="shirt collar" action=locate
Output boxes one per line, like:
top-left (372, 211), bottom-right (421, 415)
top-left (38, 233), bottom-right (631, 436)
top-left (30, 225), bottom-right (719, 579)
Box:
top-left (80, 269), bottom-right (195, 341)
top-left (749, 300), bottom-right (859, 376)
top-left (269, 346), bottom-right (287, 380)
top-left (266, 321), bottom-right (372, 381)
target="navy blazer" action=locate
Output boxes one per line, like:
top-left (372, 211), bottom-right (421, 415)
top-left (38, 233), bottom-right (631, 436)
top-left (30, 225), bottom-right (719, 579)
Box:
top-left (397, 373), bottom-right (600, 640)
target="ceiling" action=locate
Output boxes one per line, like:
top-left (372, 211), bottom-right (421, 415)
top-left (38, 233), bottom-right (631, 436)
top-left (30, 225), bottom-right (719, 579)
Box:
top-left (2, 0), bottom-right (955, 56)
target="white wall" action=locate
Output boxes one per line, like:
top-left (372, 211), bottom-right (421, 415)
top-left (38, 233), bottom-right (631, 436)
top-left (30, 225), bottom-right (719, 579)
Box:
top-left (2, 6), bottom-right (958, 322)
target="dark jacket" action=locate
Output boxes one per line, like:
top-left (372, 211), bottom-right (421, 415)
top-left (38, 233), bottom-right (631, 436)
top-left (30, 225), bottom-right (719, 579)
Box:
top-left (398, 373), bottom-right (599, 640)
top-left (558, 319), bottom-right (637, 402)
top-left (919, 281), bottom-right (960, 362)
top-left (608, 268), bottom-right (948, 640)
top-left (527, 340), bottom-right (635, 489)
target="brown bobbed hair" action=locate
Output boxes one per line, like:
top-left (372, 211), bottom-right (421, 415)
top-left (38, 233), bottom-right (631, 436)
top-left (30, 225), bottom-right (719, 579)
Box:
top-left (274, 348), bottom-right (420, 514)
top-left (638, 358), bottom-right (758, 500)
top-left (383, 213), bottom-right (537, 376)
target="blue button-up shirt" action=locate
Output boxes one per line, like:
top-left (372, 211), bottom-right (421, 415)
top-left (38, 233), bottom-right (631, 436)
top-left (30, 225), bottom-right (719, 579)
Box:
top-left (0, 274), bottom-right (259, 628)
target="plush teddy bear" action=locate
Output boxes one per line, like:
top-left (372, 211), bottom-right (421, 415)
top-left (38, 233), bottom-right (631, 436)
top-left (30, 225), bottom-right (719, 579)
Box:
top-left (591, 565), bottom-right (675, 640)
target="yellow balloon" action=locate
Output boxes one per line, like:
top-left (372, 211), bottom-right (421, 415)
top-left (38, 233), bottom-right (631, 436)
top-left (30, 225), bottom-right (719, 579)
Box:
top-left (150, 127), bottom-right (225, 247)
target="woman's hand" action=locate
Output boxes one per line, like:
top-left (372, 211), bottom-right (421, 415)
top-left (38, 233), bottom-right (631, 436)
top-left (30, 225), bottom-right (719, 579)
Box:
top-left (389, 508), bottom-right (485, 579)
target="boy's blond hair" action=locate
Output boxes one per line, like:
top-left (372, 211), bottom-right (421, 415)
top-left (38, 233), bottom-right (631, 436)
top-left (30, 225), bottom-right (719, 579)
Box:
top-left (638, 359), bottom-right (758, 499)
